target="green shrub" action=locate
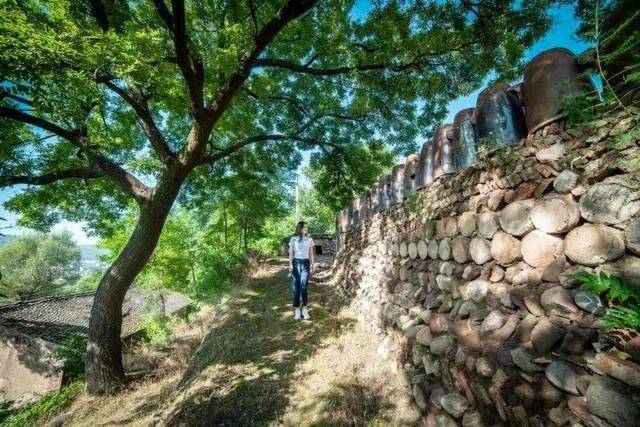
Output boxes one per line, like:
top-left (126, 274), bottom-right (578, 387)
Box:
top-left (54, 335), bottom-right (87, 383)
top-left (570, 271), bottom-right (639, 305)
top-left (0, 382), bottom-right (83, 427)
top-left (603, 305), bottom-right (640, 330)
top-left (140, 312), bottom-right (171, 345)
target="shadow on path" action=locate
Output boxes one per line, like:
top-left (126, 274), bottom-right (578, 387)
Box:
top-left (158, 256), bottom-right (352, 426)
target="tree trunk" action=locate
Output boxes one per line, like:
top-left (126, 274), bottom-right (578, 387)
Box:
top-left (85, 173), bottom-right (183, 395)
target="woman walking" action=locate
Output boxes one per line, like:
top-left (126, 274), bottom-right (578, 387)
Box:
top-left (288, 221), bottom-right (315, 320)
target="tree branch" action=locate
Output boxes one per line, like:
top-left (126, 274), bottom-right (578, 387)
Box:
top-left (247, 0), bottom-right (259, 33)
top-left (0, 106), bottom-right (78, 142)
top-left (85, 148), bottom-right (153, 201)
top-left (103, 80), bottom-right (174, 164)
top-left (253, 56), bottom-right (447, 75)
top-left (197, 133), bottom-right (339, 166)
top-left (180, 0), bottom-right (317, 167)
top-left (0, 91), bottom-right (33, 107)
top-left (152, 0), bottom-right (204, 111)
top-left (0, 167), bottom-right (103, 187)
top-left (0, 106), bottom-right (152, 202)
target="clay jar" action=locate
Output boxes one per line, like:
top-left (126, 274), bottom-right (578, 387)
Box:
top-left (475, 83), bottom-right (527, 148)
top-left (378, 174), bottom-right (392, 211)
top-left (437, 124), bottom-right (456, 175)
top-left (417, 139), bottom-right (435, 188)
top-left (403, 153), bottom-right (419, 197)
top-left (523, 48), bottom-right (594, 133)
top-left (359, 192), bottom-right (371, 222)
top-left (391, 164), bottom-right (405, 205)
top-left (453, 108), bottom-right (477, 168)
top-left (370, 182), bottom-right (381, 214)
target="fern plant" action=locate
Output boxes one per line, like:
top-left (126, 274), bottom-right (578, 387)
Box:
top-left (603, 306), bottom-right (640, 330)
top-left (570, 271), bottom-right (640, 305)
top-left (569, 271), bottom-right (640, 330)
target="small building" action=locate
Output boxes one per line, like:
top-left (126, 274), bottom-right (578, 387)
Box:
top-left (281, 235), bottom-right (336, 256)
top-left (0, 288), bottom-right (192, 404)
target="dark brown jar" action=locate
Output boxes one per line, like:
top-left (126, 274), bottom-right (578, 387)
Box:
top-left (523, 47), bottom-right (594, 133)
top-left (475, 83), bottom-right (527, 148)
top-left (453, 108), bottom-right (477, 168)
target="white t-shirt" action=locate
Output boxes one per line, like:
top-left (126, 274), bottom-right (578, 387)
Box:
top-left (289, 236), bottom-right (315, 259)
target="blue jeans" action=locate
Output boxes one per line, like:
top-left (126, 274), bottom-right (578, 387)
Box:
top-left (291, 258), bottom-right (310, 307)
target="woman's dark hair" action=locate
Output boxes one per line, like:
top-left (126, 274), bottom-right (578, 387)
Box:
top-left (295, 221), bottom-right (306, 242)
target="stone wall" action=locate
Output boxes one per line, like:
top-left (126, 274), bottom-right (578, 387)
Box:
top-left (332, 114), bottom-right (640, 426)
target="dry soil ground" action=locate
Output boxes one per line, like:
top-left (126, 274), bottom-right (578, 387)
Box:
top-left (55, 257), bottom-right (419, 426)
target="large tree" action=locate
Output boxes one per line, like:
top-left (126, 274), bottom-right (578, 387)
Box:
top-left (0, 0), bottom-right (551, 394)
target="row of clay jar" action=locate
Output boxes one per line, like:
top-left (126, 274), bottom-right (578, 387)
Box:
top-left (337, 47), bottom-right (595, 235)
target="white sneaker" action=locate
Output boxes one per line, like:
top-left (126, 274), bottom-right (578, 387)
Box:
top-left (302, 307), bottom-right (311, 320)
top-left (294, 308), bottom-right (302, 320)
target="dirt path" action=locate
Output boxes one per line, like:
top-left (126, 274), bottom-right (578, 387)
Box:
top-left (59, 257), bottom-right (419, 426)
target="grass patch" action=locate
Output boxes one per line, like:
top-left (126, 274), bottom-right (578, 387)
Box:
top-left (0, 382), bottom-right (83, 427)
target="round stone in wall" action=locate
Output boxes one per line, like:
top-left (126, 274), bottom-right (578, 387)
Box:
top-left (436, 219), bottom-right (447, 239)
top-left (400, 241), bottom-right (409, 258)
top-left (490, 231), bottom-right (522, 265)
top-left (390, 243), bottom-right (399, 256)
top-left (427, 239), bottom-right (440, 259)
top-left (439, 238), bottom-right (452, 260)
top-left (417, 240), bottom-right (429, 259)
top-left (530, 197), bottom-right (580, 234)
top-left (445, 217), bottom-right (459, 238)
top-left (579, 176), bottom-right (640, 225)
top-left (499, 199), bottom-right (535, 236)
top-left (469, 237), bottom-right (492, 264)
top-left (458, 212), bottom-right (476, 237)
top-left (554, 170), bottom-right (580, 194)
top-left (425, 221), bottom-right (436, 240)
top-left (565, 224), bottom-right (625, 266)
top-left (477, 211), bottom-right (500, 239)
top-left (625, 218), bottom-right (640, 256)
top-left (574, 290), bottom-right (605, 315)
top-left (452, 236), bottom-right (470, 264)
top-left (521, 230), bottom-right (564, 268)
top-left (408, 241), bottom-right (418, 259)
top-left (441, 393), bottom-right (469, 418)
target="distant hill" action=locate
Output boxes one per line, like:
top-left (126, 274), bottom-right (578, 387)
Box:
top-left (0, 235), bottom-right (106, 263)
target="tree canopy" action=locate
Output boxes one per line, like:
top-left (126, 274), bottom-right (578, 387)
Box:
top-left (1, 0), bottom-right (552, 232)
top-left (0, 0), bottom-right (554, 394)
top-left (0, 231), bottom-right (81, 302)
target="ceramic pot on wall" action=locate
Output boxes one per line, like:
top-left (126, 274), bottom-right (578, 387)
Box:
top-left (403, 154), bottom-right (419, 197)
top-left (523, 47), bottom-right (594, 133)
top-left (437, 124), bottom-right (456, 174)
top-left (370, 182), bottom-right (380, 214)
top-left (453, 108), bottom-right (477, 168)
top-left (347, 203), bottom-right (355, 231)
top-left (378, 174), bottom-right (392, 211)
top-left (416, 139), bottom-right (435, 188)
top-left (359, 192), bottom-right (371, 222)
top-left (475, 83), bottom-right (527, 149)
top-left (391, 164), bottom-right (405, 205)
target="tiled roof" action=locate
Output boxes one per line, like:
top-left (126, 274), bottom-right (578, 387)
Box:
top-left (0, 289), bottom-right (192, 345)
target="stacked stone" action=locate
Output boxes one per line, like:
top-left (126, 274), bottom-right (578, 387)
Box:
top-left (332, 113), bottom-right (640, 426)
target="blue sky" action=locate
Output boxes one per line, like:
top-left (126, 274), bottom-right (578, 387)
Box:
top-left (1, 2), bottom-right (589, 244)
